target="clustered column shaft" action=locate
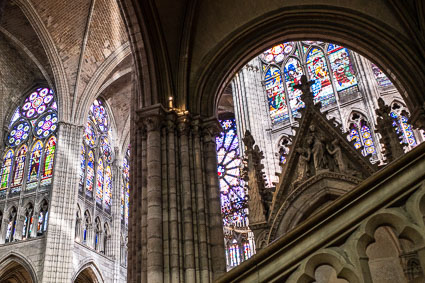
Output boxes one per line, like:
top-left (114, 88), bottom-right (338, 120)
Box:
top-left (128, 104), bottom-right (226, 283)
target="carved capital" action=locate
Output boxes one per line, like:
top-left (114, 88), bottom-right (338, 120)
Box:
top-left (191, 116), bottom-right (201, 136)
top-left (177, 115), bottom-right (191, 136)
top-left (202, 117), bottom-right (222, 143)
top-left (136, 103), bottom-right (166, 132)
top-left (166, 112), bottom-right (177, 133)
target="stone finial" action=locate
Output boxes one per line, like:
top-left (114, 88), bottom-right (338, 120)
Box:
top-left (375, 98), bottom-right (405, 162)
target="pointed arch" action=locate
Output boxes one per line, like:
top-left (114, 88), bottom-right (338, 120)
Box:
top-left (73, 260), bottom-right (104, 283)
top-left (0, 253), bottom-right (38, 283)
top-left (348, 112), bottom-right (376, 156)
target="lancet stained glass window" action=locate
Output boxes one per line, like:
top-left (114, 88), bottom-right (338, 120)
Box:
top-left (371, 63), bottom-right (392, 87)
top-left (390, 104), bottom-right (417, 149)
top-left (265, 66), bottom-right (288, 123)
top-left (260, 42), bottom-right (359, 124)
top-left (348, 113), bottom-right (376, 156)
top-left (123, 147), bottom-right (130, 225)
top-left (27, 141), bottom-right (43, 190)
top-left (0, 87), bottom-right (58, 199)
top-left (79, 99), bottom-right (114, 213)
top-left (306, 48), bottom-right (335, 106)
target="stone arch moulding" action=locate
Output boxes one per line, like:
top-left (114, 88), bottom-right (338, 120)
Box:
top-left (73, 43), bottom-right (131, 125)
top-left (72, 260), bottom-right (104, 283)
top-left (288, 249), bottom-right (361, 283)
top-left (13, 0), bottom-right (70, 122)
top-left (116, 0), bottom-right (168, 109)
top-left (0, 252), bottom-right (39, 283)
top-left (193, 5), bottom-right (425, 122)
top-left (354, 208), bottom-right (425, 260)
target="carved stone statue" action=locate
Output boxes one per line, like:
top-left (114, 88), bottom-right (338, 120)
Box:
top-left (294, 136), bottom-right (312, 183)
top-left (312, 135), bottom-right (327, 172)
top-left (326, 139), bottom-right (346, 173)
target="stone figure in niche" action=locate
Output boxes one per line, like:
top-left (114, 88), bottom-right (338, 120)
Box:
top-left (312, 134), bottom-right (328, 173)
top-left (294, 136), bottom-right (312, 184)
top-left (326, 139), bottom-right (346, 173)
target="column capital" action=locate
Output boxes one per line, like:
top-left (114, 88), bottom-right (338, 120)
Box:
top-left (191, 116), bottom-right (201, 136)
top-left (202, 117), bottom-right (222, 142)
top-left (177, 114), bottom-right (191, 136)
top-left (136, 104), bottom-right (167, 131)
top-left (165, 112), bottom-right (177, 132)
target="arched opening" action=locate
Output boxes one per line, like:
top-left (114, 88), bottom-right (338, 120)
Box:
top-left (0, 259), bottom-right (35, 283)
top-left (74, 267), bottom-right (99, 283)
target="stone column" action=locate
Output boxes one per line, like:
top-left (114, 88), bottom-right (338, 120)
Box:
top-left (41, 122), bottom-right (84, 282)
top-left (141, 105), bottom-right (165, 283)
top-left (166, 112), bottom-right (180, 283)
top-left (192, 118), bottom-right (210, 282)
top-left (177, 115), bottom-right (196, 283)
top-left (128, 104), bottom-right (227, 282)
top-left (111, 159), bottom-right (123, 282)
top-left (202, 118), bottom-right (226, 280)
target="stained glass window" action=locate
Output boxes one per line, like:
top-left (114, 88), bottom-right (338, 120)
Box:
top-left (123, 148), bottom-right (130, 225)
top-left (0, 150), bottom-right (13, 194)
top-left (284, 58), bottom-right (304, 114)
top-left (216, 119), bottom-right (247, 225)
top-left (41, 136), bottom-right (56, 185)
top-left (86, 150), bottom-right (95, 198)
top-left (349, 128), bottom-right (362, 149)
top-left (90, 99), bottom-right (109, 132)
top-left (80, 99), bottom-right (114, 212)
top-left (306, 48), bottom-right (335, 106)
top-left (348, 114), bottom-right (376, 156)
top-left (0, 86), bottom-right (58, 199)
top-left (390, 110), bottom-right (417, 148)
top-left (79, 146), bottom-right (86, 193)
top-left (371, 63), bottom-right (392, 87)
top-left (11, 145), bottom-right (28, 188)
top-left (96, 158), bottom-right (104, 206)
top-left (20, 88), bottom-right (54, 119)
top-left (34, 112), bottom-right (58, 139)
top-left (327, 45), bottom-right (357, 92)
top-left (360, 125), bottom-right (376, 155)
top-left (27, 141), bottom-right (43, 190)
top-left (265, 66), bottom-right (288, 123)
top-left (104, 165), bottom-right (112, 211)
top-left (260, 42), bottom-right (295, 64)
top-left (7, 120), bottom-right (30, 147)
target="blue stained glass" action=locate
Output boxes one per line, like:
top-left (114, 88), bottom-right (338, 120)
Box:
top-left (86, 150), bottom-right (95, 198)
top-left (391, 111), bottom-right (417, 147)
top-left (34, 112), bottom-right (58, 138)
top-left (7, 120), bottom-right (30, 147)
top-left (90, 99), bottom-right (109, 132)
top-left (216, 119), bottom-right (247, 226)
top-left (360, 125), bottom-right (376, 155)
top-left (104, 165), bottom-right (112, 211)
top-left (306, 48), bottom-right (335, 106)
top-left (84, 122), bottom-right (97, 148)
top-left (371, 63), bottom-right (392, 87)
top-left (79, 146), bottom-right (86, 193)
top-left (265, 66), bottom-right (289, 123)
top-left (96, 158), bottom-right (104, 206)
top-left (328, 47), bottom-right (357, 92)
top-left (20, 88), bottom-right (54, 119)
top-left (349, 128), bottom-right (362, 149)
